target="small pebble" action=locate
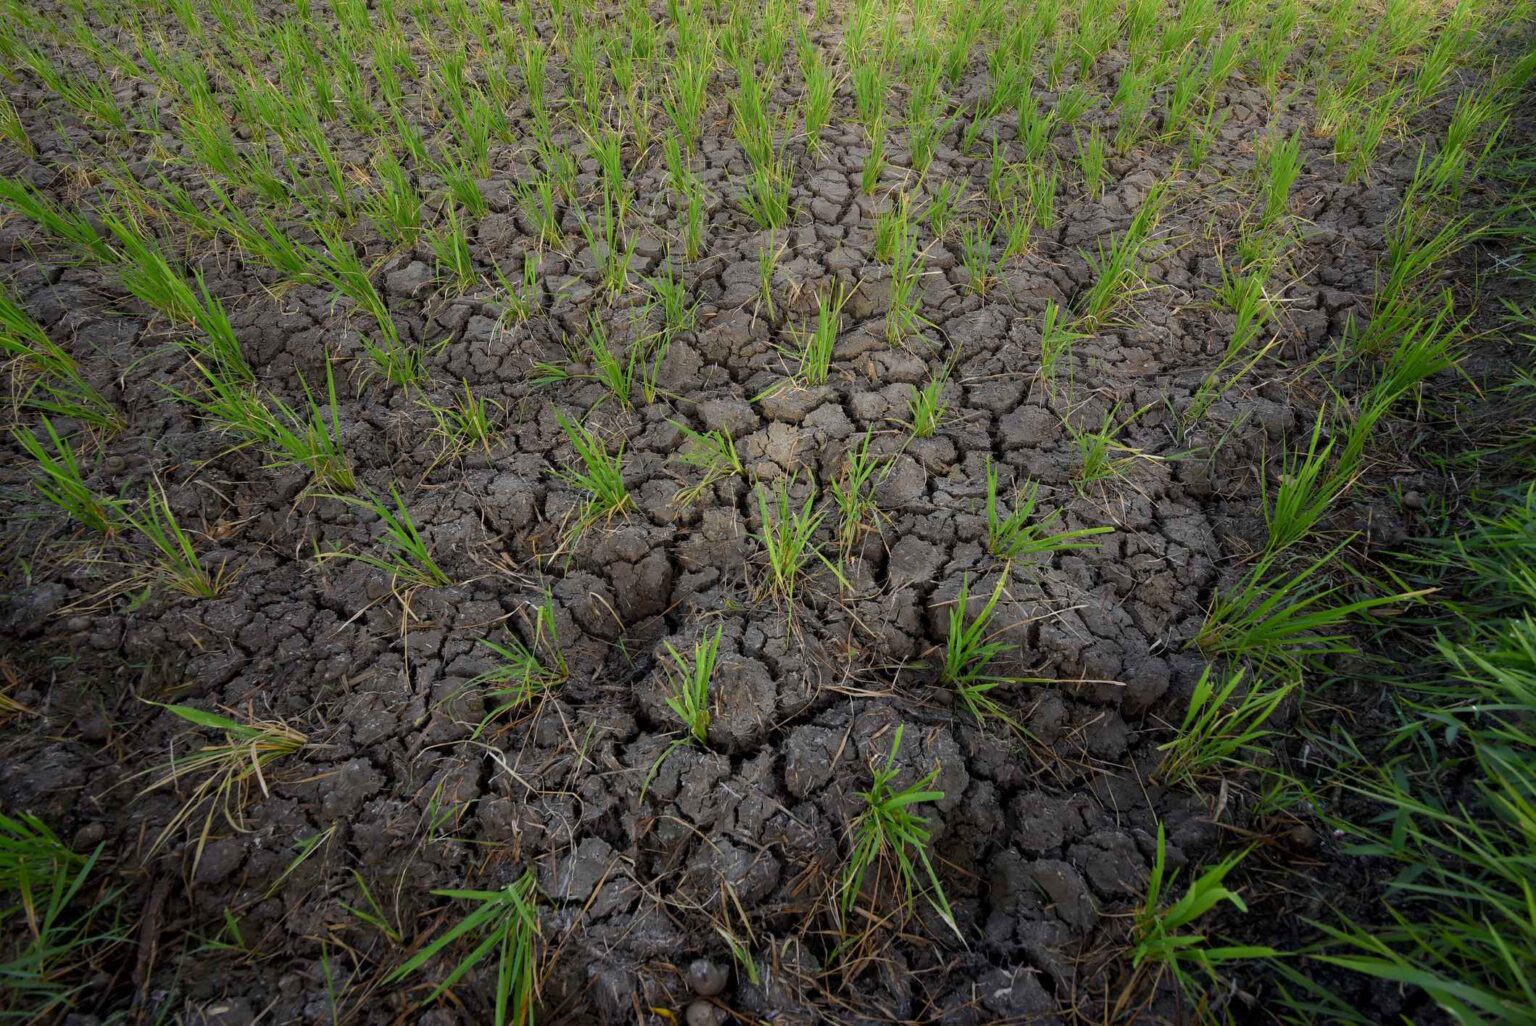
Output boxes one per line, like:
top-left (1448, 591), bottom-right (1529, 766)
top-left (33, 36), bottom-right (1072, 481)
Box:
top-left (72, 822), bottom-right (105, 849)
top-left (685, 958), bottom-right (729, 997)
top-left (685, 1000), bottom-right (727, 1026)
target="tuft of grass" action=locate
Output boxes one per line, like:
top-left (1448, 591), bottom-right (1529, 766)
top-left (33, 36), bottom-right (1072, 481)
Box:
top-left (908, 371), bottom-right (948, 439)
top-left (469, 598), bottom-right (568, 734)
top-left (669, 421), bottom-right (744, 508)
top-left (137, 704), bottom-right (306, 876)
top-left (1125, 825), bottom-right (1273, 1010)
top-left (661, 625), bottom-right (722, 745)
top-left (125, 480), bottom-right (232, 599)
top-left (319, 485), bottom-right (450, 588)
top-left (1154, 667), bottom-right (1297, 788)
top-left (552, 413), bottom-right (632, 527)
top-left (796, 282), bottom-right (845, 385)
top-left (15, 418), bottom-right (120, 535)
top-left (754, 476), bottom-right (842, 604)
top-left (985, 461), bottom-right (1112, 560)
top-left (830, 432), bottom-right (886, 561)
top-left (937, 574), bottom-right (1027, 730)
top-left (1195, 543), bottom-right (1430, 669)
top-left (839, 724), bottom-right (960, 940)
top-left (1, 288), bottom-right (119, 429)
top-left (0, 810), bottom-right (122, 1020)
top-left (385, 870), bottom-right (540, 1026)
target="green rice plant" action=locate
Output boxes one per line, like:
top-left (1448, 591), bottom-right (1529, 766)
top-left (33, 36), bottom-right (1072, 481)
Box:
top-left (1337, 85), bottom-right (1403, 185)
top-left (754, 475), bottom-right (841, 604)
top-left (1258, 131), bottom-right (1303, 230)
top-left (1423, 88), bottom-right (1504, 199)
top-left (578, 315), bottom-right (640, 411)
top-left (937, 574), bottom-right (1027, 730)
top-left (385, 871), bottom-right (540, 1026)
top-left (925, 180), bottom-right (964, 238)
top-left (1053, 84), bottom-right (1093, 127)
top-left (985, 461), bottom-right (1112, 560)
top-left (756, 241), bottom-right (779, 322)
top-left (424, 382), bottom-right (498, 458)
top-left (14, 418), bottom-right (120, 535)
top-left (1017, 100), bottom-right (1054, 163)
top-left (0, 810), bottom-right (122, 1020)
top-left (469, 598), bottom-right (568, 733)
top-left (665, 52), bottom-right (712, 153)
top-left (908, 371), bottom-right (948, 439)
top-left (430, 206), bottom-right (478, 294)
top-left (670, 421), bottom-right (744, 508)
top-left (829, 431), bottom-right (886, 560)
top-left (1076, 128), bottom-right (1108, 200)
top-left (852, 61), bottom-right (887, 126)
top-left (1077, 230), bottom-right (1144, 326)
top-left (552, 413), bottom-right (632, 525)
top-left (661, 625), bottom-right (722, 745)
top-left (1154, 667), bottom-right (1297, 788)
top-left (862, 120), bottom-right (887, 195)
top-left (1072, 405), bottom-right (1144, 489)
top-left (18, 46), bottom-right (126, 130)
top-left (1362, 292), bottom-right (1465, 416)
top-left (801, 47), bottom-right (834, 152)
top-left (839, 724), bottom-right (959, 940)
top-left (648, 267), bottom-right (698, 342)
top-left (1126, 826), bottom-right (1273, 1008)
top-left (125, 480), bottom-right (231, 599)
top-left (1038, 299), bottom-right (1088, 388)
top-left (796, 282), bottom-right (845, 385)
top-left (1, 289), bottom-right (118, 429)
top-left (137, 704), bottom-right (306, 875)
top-left (1195, 543), bottom-right (1430, 669)
top-left (99, 213), bottom-right (202, 324)
top-left (492, 254), bottom-right (541, 325)
top-left (0, 93), bottom-right (33, 156)
top-left (741, 160), bottom-right (792, 232)
top-left (1263, 409), bottom-right (1355, 555)
top-left (959, 220), bottom-right (1001, 297)
top-left (320, 485), bottom-right (451, 588)
top-left (263, 364), bottom-right (355, 491)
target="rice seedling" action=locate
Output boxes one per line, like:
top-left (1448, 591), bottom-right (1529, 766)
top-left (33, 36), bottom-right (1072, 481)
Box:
top-left (137, 704), bottom-right (306, 875)
top-left (801, 48), bottom-right (834, 153)
top-left (578, 315), bottom-right (640, 411)
top-left (0, 810), bottom-right (122, 1020)
top-left (648, 267), bottom-right (698, 342)
top-left (1123, 826), bottom-right (1273, 1010)
top-left (830, 432), bottom-right (886, 560)
top-left (1077, 230), bottom-right (1144, 326)
top-left (262, 364), bottom-right (356, 492)
top-left (741, 160), bottom-right (792, 232)
top-left (1, 290), bottom-right (118, 429)
top-left (15, 418), bottom-right (120, 535)
top-left (552, 413), bottom-right (633, 525)
top-left (1038, 299), bottom-right (1088, 388)
top-left (1258, 131), bottom-right (1303, 230)
top-left (925, 180), bottom-right (964, 238)
top-left (839, 724), bottom-right (960, 940)
top-left (795, 282), bottom-right (845, 385)
top-left (385, 870), bottom-right (540, 1026)
top-left (936, 574), bottom-right (1029, 730)
top-left (1423, 88), bottom-right (1504, 199)
top-left (862, 120), bottom-right (887, 196)
top-left (0, 93), bottom-right (33, 156)
top-left (1263, 409), bottom-right (1355, 555)
top-left (1071, 406), bottom-right (1146, 489)
top-left (1195, 543), bottom-right (1430, 669)
top-left (670, 421), bottom-right (744, 508)
top-left (424, 382), bottom-right (498, 459)
top-left (319, 485), bottom-right (451, 588)
top-left (661, 624), bottom-right (722, 745)
top-left (908, 371), bottom-right (948, 439)
top-left (125, 480), bottom-right (231, 599)
top-left (469, 598), bottom-right (568, 734)
top-left (18, 45), bottom-right (126, 130)
top-left (852, 61), bottom-right (887, 127)
top-left (1154, 666), bottom-right (1297, 788)
top-left (754, 476), bottom-right (842, 604)
top-left (959, 220), bottom-right (1001, 297)
top-left (430, 206), bottom-right (478, 295)
top-left (1077, 128), bottom-right (1108, 200)
top-left (985, 462), bottom-right (1112, 560)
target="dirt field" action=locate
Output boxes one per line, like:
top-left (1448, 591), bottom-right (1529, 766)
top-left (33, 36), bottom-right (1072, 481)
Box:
top-left (1, 0), bottom-right (1530, 1023)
